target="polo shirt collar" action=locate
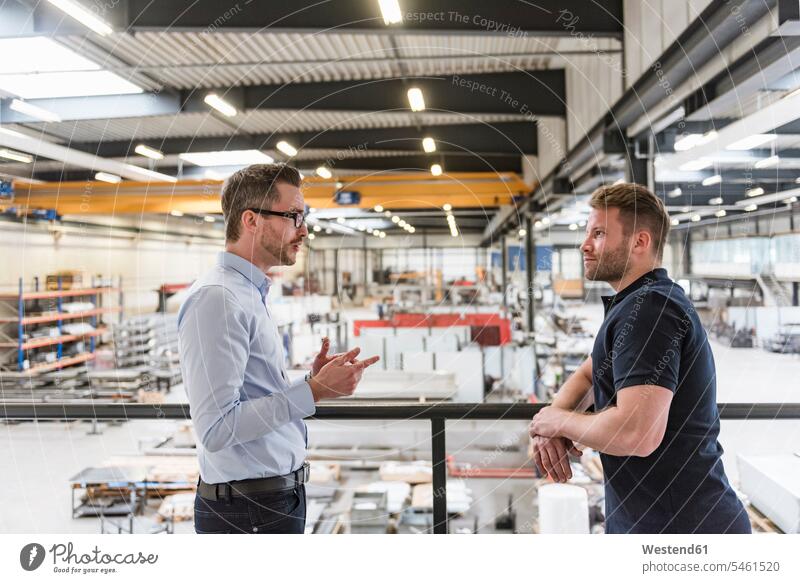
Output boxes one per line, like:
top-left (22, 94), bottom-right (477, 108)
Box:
top-left (601, 267), bottom-right (669, 313)
top-left (217, 251), bottom-right (272, 297)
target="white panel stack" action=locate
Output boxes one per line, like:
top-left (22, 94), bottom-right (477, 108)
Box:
top-left (538, 484), bottom-right (590, 534)
top-left (738, 454), bottom-right (800, 534)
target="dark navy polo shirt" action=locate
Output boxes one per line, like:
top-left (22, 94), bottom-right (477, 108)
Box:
top-left (591, 268), bottom-right (750, 534)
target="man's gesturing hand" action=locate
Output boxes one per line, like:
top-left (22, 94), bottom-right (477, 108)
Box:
top-left (308, 347), bottom-right (380, 402)
top-left (312, 337), bottom-right (340, 376)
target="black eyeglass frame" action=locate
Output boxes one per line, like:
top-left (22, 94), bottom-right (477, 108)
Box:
top-left (246, 207), bottom-right (308, 228)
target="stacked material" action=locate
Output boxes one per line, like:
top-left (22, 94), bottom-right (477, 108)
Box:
top-left (537, 484), bottom-right (590, 534)
top-left (738, 454), bottom-right (800, 533)
top-left (0, 368), bottom-right (92, 402)
top-left (113, 314), bottom-right (180, 372)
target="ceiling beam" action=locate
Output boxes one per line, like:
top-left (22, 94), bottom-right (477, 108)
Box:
top-left (181, 72), bottom-right (566, 117)
top-left (0, 92), bottom-right (181, 124)
top-left (28, 153), bottom-right (525, 182)
top-left (0, 71), bottom-right (564, 124)
top-left (10, 173), bottom-right (529, 214)
top-left (70, 122), bottom-right (538, 158)
top-left (22, 1), bottom-right (623, 38)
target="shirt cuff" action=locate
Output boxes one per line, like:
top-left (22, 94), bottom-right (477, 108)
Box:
top-left (286, 377), bottom-right (316, 419)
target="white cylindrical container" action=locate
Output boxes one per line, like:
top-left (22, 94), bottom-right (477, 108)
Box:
top-left (538, 484), bottom-right (590, 534)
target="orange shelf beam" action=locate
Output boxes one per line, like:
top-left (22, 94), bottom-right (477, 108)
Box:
top-left (0, 307), bottom-right (120, 325)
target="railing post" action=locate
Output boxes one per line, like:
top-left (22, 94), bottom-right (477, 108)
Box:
top-left (431, 417), bottom-right (447, 534)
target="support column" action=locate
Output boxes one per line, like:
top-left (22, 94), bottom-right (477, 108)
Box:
top-left (333, 249), bottom-right (340, 297)
top-left (525, 216), bottom-right (535, 333)
top-left (500, 235), bottom-right (508, 309)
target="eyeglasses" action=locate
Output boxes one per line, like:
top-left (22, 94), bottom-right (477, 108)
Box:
top-left (246, 208), bottom-right (307, 228)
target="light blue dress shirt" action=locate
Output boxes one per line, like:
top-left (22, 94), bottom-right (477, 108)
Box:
top-left (178, 251), bottom-right (316, 483)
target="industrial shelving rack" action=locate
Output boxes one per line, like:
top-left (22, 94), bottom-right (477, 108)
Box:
top-left (0, 276), bottom-right (123, 373)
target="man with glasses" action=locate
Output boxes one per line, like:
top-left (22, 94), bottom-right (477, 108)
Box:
top-left (178, 163), bottom-right (379, 534)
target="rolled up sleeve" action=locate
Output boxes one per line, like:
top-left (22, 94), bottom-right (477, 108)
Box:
top-left (178, 285), bottom-right (315, 453)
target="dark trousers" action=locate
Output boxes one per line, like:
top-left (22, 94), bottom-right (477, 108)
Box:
top-left (194, 485), bottom-right (306, 534)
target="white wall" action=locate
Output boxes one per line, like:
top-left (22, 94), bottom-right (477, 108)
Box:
top-left (0, 221), bottom-right (308, 314)
top-left (623, 0), bottom-right (714, 88)
top-left (566, 54), bottom-right (624, 149)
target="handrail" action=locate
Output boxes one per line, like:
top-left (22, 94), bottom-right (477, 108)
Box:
top-left (2, 402), bottom-right (799, 420)
top-left (2, 402), bottom-right (798, 534)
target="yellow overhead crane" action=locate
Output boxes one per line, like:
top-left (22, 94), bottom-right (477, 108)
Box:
top-left (8, 172), bottom-right (530, 215)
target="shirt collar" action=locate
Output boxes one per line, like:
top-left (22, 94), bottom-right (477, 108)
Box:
top-left (601, 268), bottom-right (669, 314)
top-left (217, 252), bottom-right (272, 298)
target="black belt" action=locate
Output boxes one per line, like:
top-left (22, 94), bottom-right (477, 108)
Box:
top-left (197, 462), bottom-right (310, 502)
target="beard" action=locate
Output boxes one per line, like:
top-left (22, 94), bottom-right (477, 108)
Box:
top-left (585, 238), bottom-right (631, 282)
top-left (259, 228), bottom-right (302, 266)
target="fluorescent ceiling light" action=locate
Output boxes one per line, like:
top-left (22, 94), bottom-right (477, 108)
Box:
top-left (673, 133), bottom-right (703, 152)
top-left (378, 0), bottom-right (403, 24)
top-left (787, 196), bottom-right (797, 203)
top-left (374, 205), bottom-right (383, 212)
top-left (170, 210), bottom-right (184, 217)
top-left (204, 169), bottom-right (228, 180)
top-left (691, 214), bottom-right (701, 222)
top-left (679, 159), bottom-right (712, 171)
top-left (9, 99), bottom-right (61, 122)
top-left (391, 215), bottom-right (401, 223)
top-left (204, 216), bottom-right (216, 223)
top-left (179, 150), bottom-right (273, 167)
top-left (422, 137), bottom-right (436, 153)
top-left (408, 227), bottom-right (415, 233)
top-left (308, 233), bottom-right (316, 240)
top-left (204, 93), bottom-right (237, 117)
top-left (407, 87), bottom-right (426, 112)
top-left (0, 127), bottom-right (28, 139)
top-left (276, 141), bottom-right (298, 157)
top-left (316, 166), bottom-right (332, 179)
top-left (569, 223), bottom-right (578, 230)
top-left (726, 134), bottom-right (776, 151)
top-left (518, 228), bottom-right (527, 237)
top-left (673, 131), bottom-right (717, 152)
top-left (667, 187), bottom-right (683, 198)
top-left (0, 149), bottom-right (33, 163)
top-left (702, 174), bottom-right (722, 186)
top-left (744, 204), bottom-right (757, 212)
top-left (670, 218), bottom-right (680, 226)
top-left (709, 197), bottom-right (723, 205)
top-left (134, 144), bottom-right (164, 160)
top-left (0, 71), bottom-right (141, 99)
top-left (430, 163), bottom-right (443, 176)
top-left (746, 187), bottom-right (765, 197)
top-left (379, 232), bottom-right (386, 238)
top-left (0, 37), bottom-right (100, 74)
top-left (47, 0), bottom-right (113, 35)
top-left (442, 203), bottom-right (452, 211)
top-left (715, 209), bottom-right (727, 217)
top-left (754, 155), bottom-right (779, 169)
top-left (94, 172), bottom-right (121, 183)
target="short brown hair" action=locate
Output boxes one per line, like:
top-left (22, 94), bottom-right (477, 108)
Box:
top-left (589, 183), bottom-right (671, 259)
top-left (220, 163), bottom-right (302, 241)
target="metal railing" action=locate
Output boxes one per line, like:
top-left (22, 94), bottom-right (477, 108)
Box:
top-left (2, 402), bottom-right (799, 534)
